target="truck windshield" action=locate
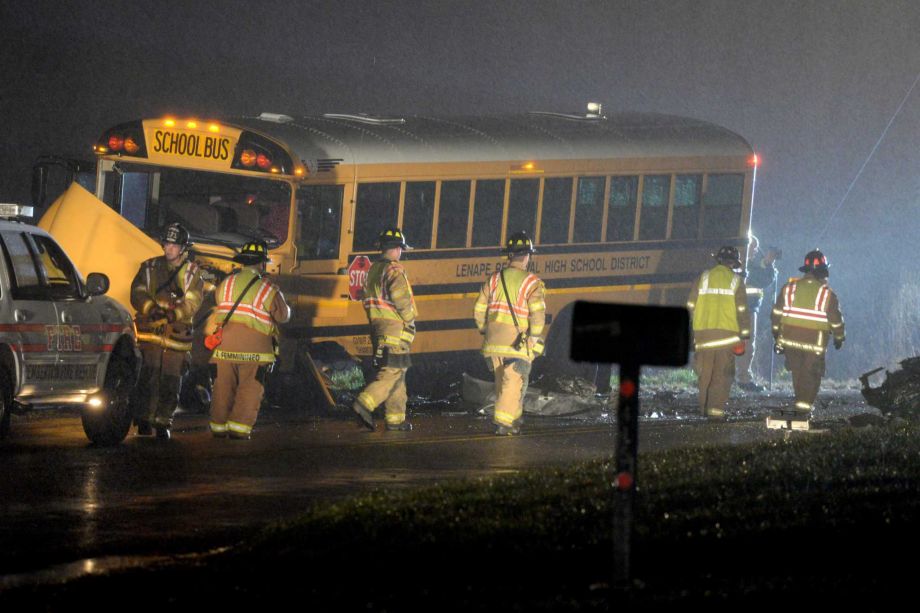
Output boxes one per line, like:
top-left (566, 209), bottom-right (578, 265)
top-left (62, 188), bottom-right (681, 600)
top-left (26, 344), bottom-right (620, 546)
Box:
top-left (101, 162), bottom-right (292, 248)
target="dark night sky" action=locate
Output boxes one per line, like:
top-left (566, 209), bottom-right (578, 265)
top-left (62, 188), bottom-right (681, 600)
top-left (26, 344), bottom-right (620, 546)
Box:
top-left (2, 0), bottom-right (920, 376)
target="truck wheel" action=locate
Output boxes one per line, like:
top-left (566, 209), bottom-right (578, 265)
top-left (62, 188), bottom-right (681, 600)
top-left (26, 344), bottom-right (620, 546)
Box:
top-left (82, 349), bottom-right (135, 446)
top-left (0, 369), bottom-right (11, 440)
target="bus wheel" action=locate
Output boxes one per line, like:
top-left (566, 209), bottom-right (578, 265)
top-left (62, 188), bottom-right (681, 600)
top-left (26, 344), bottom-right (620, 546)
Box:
top-left (82, 348), bottom-right (135, 446)
top-left (0, 369), bottom-right (11, 440)
top-left (535, 303), bottom-right (609, 392)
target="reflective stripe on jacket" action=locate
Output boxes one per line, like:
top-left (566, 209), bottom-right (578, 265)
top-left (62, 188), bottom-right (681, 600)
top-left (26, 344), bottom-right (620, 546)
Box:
top-left (686, 264), bottom-right (750, 351)
top-left (214, 269), bottom-right (280, 336)
top-left (363, 258), bottom-right (417, 349)
top-left (772, 274), bottom-right (845, 355)
top-left (474, 264), bottom-right (546, 360)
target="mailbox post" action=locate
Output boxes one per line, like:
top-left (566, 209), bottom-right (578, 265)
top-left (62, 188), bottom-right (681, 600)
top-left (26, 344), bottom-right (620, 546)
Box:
top-left (570, 301), bottom-right (690, 590)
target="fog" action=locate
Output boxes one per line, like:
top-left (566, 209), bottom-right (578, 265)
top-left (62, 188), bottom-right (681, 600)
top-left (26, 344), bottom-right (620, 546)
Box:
top-left (3, 0), bottom-right (920, 377)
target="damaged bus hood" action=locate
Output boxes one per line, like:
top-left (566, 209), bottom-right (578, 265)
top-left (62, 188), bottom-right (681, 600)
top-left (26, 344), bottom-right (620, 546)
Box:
top-left (38, 183), bottom-right (161, 312)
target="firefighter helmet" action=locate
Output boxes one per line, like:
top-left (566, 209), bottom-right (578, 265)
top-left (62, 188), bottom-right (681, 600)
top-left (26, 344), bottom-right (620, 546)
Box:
top-left (233, 240), bottom-right (271, 265)
top-left (377, 227), bottom-right (411, 250)
top-left (161, 223), bottom-right (190, 249)
top-left (503, 231), bottom-right (536, 255)
top-left (799, 249), bottom-right (829, 274)
top-left (715, 245), bottom-right (742, 269)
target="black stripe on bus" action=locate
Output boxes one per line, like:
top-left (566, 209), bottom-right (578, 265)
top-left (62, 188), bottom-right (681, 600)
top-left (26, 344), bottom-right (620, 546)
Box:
top-left (411, 271), bottom-right (697, 296)
top-left (301, 313), bottom-right (556, 339)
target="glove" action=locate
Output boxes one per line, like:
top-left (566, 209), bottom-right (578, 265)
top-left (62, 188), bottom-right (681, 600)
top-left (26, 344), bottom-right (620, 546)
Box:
top-left (165, 309), bottom-right (178, 324)
top-left (400, 322), bottom-right (416, 344)
top-left (834, 337), bottom-right (844, 350)
top-left (148, 306), bottom-right (167, 321)
top-left (773, 343), bottom-right (784, 355)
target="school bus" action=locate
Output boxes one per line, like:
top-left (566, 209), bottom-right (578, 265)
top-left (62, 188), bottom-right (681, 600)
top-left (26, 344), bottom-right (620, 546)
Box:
top-left (37, 103), bottom-right (757, 402)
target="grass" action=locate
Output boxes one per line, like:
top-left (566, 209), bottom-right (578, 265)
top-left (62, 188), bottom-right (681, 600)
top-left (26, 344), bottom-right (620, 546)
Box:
top-left (3, 423), bottom-right (917, 610)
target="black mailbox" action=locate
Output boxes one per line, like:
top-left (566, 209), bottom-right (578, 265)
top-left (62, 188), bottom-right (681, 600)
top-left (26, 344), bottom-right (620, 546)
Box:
top-left (570, 301), bottom-right (690, 366)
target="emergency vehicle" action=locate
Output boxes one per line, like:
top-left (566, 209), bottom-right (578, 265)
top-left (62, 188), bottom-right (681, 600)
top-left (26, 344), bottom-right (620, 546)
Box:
top-left (0, 204), bottom-right (139, 444)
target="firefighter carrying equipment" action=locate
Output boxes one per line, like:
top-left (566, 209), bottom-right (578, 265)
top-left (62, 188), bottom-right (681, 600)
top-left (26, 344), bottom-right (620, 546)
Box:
top-left (376, 227), bottom-right (411, 250)
top-left (799, 248), bottom-right (830, 274)
top-left (204, 273), bottom-right (260, 350)
top-left (474, 264), bottom-right (546, 361)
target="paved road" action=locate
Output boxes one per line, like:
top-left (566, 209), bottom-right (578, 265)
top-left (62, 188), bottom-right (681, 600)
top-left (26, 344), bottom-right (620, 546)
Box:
top-left (0, 391), bottom-right (871, 587)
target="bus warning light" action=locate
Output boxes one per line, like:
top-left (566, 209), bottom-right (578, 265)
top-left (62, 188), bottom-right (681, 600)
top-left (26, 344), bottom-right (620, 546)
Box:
top-left (108, 134), bottom-right (124, 152)
top-left (124, 136), bottom-right (140, 154)
top-left (256, 153), bottom-right (272, 169)
top-left (208, 124), bottom-right (220, 133)
top-left (187, 121), bottom-right (198, 129)
top-left (240, 149), bottom-right (257, 167)
top-left (164, 118), bottom-right (176, 127)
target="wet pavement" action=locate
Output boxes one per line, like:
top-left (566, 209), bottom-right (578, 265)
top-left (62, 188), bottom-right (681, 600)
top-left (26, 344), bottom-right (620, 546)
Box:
top-left (0, 385), bottom-right (877, 589)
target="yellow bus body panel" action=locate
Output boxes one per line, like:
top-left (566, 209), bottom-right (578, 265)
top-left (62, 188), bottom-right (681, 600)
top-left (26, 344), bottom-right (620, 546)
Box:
top-left (38, 182), bottom-right (161, 312)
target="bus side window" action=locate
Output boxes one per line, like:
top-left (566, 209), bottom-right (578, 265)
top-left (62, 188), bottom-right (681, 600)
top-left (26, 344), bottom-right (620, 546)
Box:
top-left (607, 176), bottom-right (638, 242)
top-left (471, 179), bottom-right (504, 247)
top-left (354, 183), bottom-right (400, 251)
top-left (436, 181), bottom-right (471, 248)
top-left (574, 177), bottom-right (605, 243)
top-left (507, 179), bottom-right (539, 240)
top-left (639, 175), bottom-right (670, 241)
top-left (540, 177), bottom-right (572, 244)
top-left (403, 182), bottom-right (435, 249)
top-left (702, 174), bottom-right (744, 238)
top-left (671, 174), bottom-right (702, 239)
top-left (297, 185), bottom-right (344, 259)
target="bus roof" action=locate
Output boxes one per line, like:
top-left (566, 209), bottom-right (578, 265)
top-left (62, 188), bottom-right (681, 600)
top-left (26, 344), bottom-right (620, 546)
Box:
top-left (228, 111), bottom-right (754, 169)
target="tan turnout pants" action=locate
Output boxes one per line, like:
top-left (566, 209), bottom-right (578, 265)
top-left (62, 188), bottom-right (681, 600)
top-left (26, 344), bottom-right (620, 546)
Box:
top-left (491, 356), bottom-right (532, 428)
top-left (135, 342), bottom-right (188, 428)
top-left (210, 361), bottom-right (267, 437)
top-left (694, 347), bottom-right (735, 415)
top-left (783, 349), bottom-right (825, 411)
top-left (356, 366), bottom-right (408, 426)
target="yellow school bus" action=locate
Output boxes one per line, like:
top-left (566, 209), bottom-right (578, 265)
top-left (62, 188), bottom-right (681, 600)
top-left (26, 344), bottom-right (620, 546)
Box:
top-left (38, 103), bottom-right (757, 401)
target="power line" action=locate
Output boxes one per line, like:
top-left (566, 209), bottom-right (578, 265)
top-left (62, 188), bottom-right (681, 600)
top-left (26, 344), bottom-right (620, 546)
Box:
top-left (817, 68), bottom-right (920, 241)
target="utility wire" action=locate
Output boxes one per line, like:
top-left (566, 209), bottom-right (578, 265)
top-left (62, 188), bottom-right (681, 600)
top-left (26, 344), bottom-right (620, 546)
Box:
top-left (817, 68), bottom-right (920, 241)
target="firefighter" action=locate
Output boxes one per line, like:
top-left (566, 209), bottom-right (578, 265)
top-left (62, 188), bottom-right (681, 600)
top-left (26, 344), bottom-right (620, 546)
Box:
top-left (771, 249), bottom-right (845, 418)
top-left (473, 231), bottom-right (546, 436)
top-left (352, 228), bottom-right (417, 432)
top-left (204, 240), bottom-right (290, 439)
top-left (686, 246), bottom-right (751, 418)
top-left (737, 234), bottom-right (780, 392)
top-left (130, 223), bottom-right (204, 439)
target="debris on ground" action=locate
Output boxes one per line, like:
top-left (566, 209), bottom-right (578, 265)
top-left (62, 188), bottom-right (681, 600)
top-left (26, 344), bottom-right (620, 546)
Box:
top-left (859, 357), bottom-right (920, 420)
top-left (460, 373), bottom-right (600, 417)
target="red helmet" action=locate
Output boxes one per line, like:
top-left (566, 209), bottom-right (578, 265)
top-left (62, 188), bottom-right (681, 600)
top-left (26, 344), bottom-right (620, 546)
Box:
top-left (799, 249), bottom-right (829, 274)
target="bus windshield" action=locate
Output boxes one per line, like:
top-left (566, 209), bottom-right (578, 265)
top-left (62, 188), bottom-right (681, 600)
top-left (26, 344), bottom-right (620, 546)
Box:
top-left (101, 162), bottom-right (292, 248)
